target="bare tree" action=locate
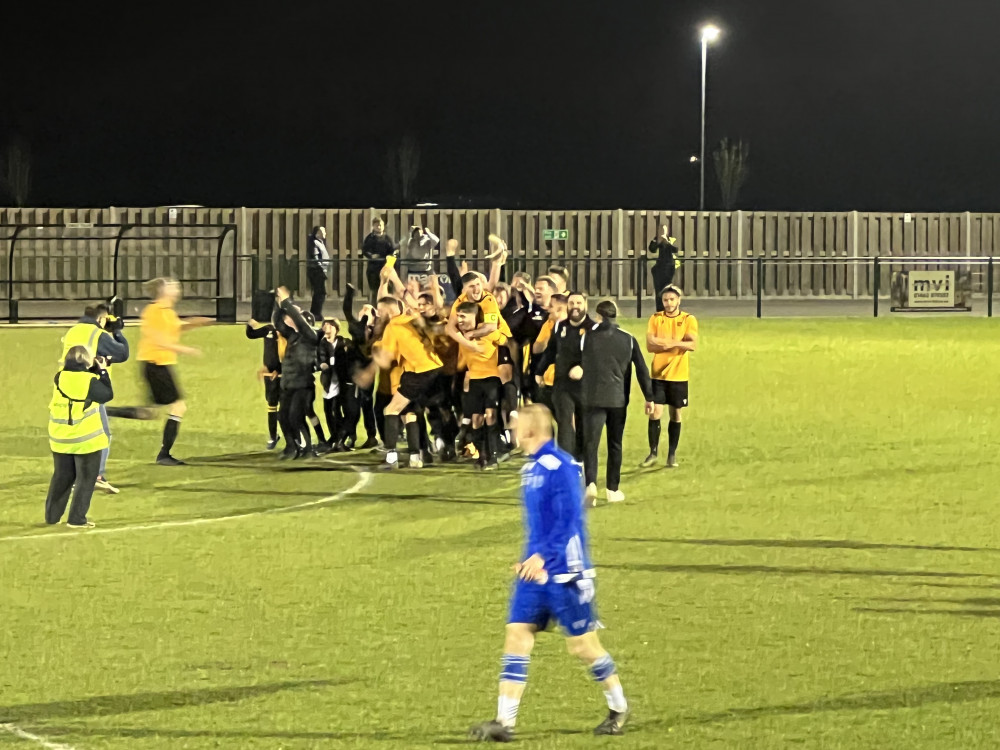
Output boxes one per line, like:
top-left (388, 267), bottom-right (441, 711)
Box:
top-left (382, 133), bottom-right (421, 206)
top-left (0, 135), bottom-right (32, 207)
top-left (712, 138), bottom-right (749, 210)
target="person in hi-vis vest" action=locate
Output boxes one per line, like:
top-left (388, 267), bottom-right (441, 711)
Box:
top-left (45, 345), bottom-right (114, 529)
top-left (60, 303), bottom-right (130, 495)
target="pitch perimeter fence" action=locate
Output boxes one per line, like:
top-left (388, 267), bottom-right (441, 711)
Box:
top-left (2, 207), bottom-right (1000, 320)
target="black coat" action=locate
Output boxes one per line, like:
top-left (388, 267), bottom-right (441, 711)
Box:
top-left (579, 320), bottom-right (653, 409)
top-left (272, 299), bottom-right (318, 391)
top-left (536, 317), bottom-right (592, 386)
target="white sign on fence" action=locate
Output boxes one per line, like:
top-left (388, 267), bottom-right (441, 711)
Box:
top-left (908, 270), bottom-right (954, 307)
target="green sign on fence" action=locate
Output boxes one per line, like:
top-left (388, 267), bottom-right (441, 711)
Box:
top-left (543, 229), bottom-right (569, 241)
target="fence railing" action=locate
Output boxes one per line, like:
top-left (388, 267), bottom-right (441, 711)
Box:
top-left (1, 206), bottom-right (999, 321)
top-left (253, 255), bottom-right (998, 319)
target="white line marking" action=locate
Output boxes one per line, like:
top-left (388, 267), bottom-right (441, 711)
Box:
top-left (0, 723), bottom-right (78, 750)
top-left (0, 467), bottom-right (371, 543)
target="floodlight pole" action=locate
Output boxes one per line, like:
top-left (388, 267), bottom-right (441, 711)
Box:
top-left (700, 36), bottom-right (708, 211)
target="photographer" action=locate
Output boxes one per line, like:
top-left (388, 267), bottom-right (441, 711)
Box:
top-left (60, 302), bottom-right (131, 494)
top-left (45, 345), bottom-right (114, 529)
top-left (400, 225), bottom-right (439, 281)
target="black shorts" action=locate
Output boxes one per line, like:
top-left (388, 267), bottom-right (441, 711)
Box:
top-left (423, 372), bottom-right (455, 410)
top-left (143, 362), bottom-right (182, 405)
top-left (398, 368), bottom-right (442, 403)
top-left (497, 344), bottom-right (513, 367)
top-left (463, 376), bottom-right (502, 417)
top-left (265, 376), bottom-right (281, 408)
top-left (651, 380), bottom-right (689, 408)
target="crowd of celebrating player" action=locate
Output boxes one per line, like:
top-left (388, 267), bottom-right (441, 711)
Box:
top-left (245, 222), bottom-right (698, 504)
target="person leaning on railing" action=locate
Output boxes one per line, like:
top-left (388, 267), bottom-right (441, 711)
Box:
top-left (44, 345), bottom-right (115, 529)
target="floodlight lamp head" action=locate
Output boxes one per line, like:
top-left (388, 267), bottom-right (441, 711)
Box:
top-left (701, 25), bottom-right (721, 43)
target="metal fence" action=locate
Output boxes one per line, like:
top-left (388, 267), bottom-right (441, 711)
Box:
top-left (1, 206), bottom-right (999, 321)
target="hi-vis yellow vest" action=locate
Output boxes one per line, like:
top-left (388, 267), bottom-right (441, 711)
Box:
top-left (48, 371), bottom-right (109, 454)
top-left (61, 323), bottom-right (103, 359)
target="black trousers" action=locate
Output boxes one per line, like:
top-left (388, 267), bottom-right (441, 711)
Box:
top-left (45, 451), bottom-right (101, 525)
top-left (583, 406), bottom-right (627, 491)
top-left (307, 267), bottom-right (327, 319)
top-left (552, 386), bottom-right (586, 461)
top-left (279, 387), bottom-right (313, 450)
top-left (374, 391), bottom-right (392, 445)
top-left (651, 264), bottom-right (676, 312)
top-left (366, 266), bottom-right (383, 300)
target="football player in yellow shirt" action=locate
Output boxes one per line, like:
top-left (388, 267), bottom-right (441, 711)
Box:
top-left (642, 285), bottom-right (698, 468)
top-left (450, 301), bottom-right (506, 470)
top-left (369, 297), bottom-right (444, 470)
top-left (136, 278), bottom-right (212, 466)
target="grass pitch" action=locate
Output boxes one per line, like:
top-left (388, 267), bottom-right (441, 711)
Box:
top-left (2, 317), bottom-right (1000, 749)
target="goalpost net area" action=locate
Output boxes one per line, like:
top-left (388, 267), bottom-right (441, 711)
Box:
top-left (0, 223), bottom-right (238, 323)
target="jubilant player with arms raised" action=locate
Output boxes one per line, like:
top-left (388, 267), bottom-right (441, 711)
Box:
top-left (469, 404), bottom-right (629, 742)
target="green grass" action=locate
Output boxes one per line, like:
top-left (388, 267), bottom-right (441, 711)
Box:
top-left (2, 317), bottom-right (1000, 749)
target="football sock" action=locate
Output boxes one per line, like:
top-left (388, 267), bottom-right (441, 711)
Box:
top-left (498, 654), bottom-right (529, 727)
top-left (417, 414), bottom-right (430, 451)
top-left (267, 408), bottom-right (279, 441)
top-left (590, 654), bottom-right (617, 682)
top-left (385, 415), bottom-right (402, 457)
top-left (485, 423), bottom-right (499, 461)
top-left (647, 419), bottom-right (661, 454)
top-left (604, 684), bottom-right (628, 713)
top-left (160, 415), bottom-right (181, 457)
top-left (472, 426), bottom-right (485, 458)
top-left (404, 420), bottom-right (421, 453)
top-left (667, 420), bottom-right (682, 455)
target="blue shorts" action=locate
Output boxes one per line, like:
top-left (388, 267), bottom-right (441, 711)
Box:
top-left (508, 577), bottom-right (598, 637)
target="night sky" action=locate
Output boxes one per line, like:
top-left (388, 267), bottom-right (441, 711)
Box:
top-left (6, 0), bottom-right (1000, 211)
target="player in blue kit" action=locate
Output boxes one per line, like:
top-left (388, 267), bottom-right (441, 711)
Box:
top-left (469, 403), bottom-right (629, 742)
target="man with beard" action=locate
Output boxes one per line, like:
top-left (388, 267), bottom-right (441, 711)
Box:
top-left (535, 292), bottom-right (592, 460)
top-left (642, 285), bottom-right (698, 469)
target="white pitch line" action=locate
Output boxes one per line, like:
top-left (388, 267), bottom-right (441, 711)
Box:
top-left (0, 467), bottom-right (372, 544)
top-left (0, 723), bottom-right (78, 750)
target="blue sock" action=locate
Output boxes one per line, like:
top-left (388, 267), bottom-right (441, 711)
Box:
top-left (500, 654), bottom-right (529, 684)
top-left (590, 654), bottom-right (617, 682)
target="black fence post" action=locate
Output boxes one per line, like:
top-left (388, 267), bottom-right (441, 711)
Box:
top-left (635, 255), bottom-right (643, 318)
top-left (755, 256), bottom-right (763, 318)
top-left (873, 256), bottom-right (881, 318)
top-left (988, 256), bottom-right (994, 318)
top-left (8, 225), bottom-right (22, 323)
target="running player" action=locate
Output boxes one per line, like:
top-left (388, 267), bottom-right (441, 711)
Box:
top-left (136, 278), bottom-right (212, 466)
top-left (469, 404), bottom-right (630, 741)
top-left (642, 284), bottom-right (698, 468)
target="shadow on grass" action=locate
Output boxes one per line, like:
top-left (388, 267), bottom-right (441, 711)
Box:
top-left (0, 678), bottom-right (353, 723)
top-left (603, 562), bottom-right (989, 580)
top-left (612, 537), bottom-right (1000, 554)
top-left (644, 678), bottom-right (1000, 730)
top-left (32, 726), bottom-right (411, 742)
top-left (856, 594), bottom-right (1000, 619)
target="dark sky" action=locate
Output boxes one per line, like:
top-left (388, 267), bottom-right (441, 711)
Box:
top-left (5, 0), bottom-right (1000, 211)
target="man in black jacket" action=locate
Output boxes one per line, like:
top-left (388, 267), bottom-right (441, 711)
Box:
top-left (647, 225), bottom-right (683, 312)
top-left (535, 291), bottom-right (592, 459)
top-left (272, 287), bottom-right (320, 459)
top-left (362, 217), bottom-right (398, 300)
top-left (571, 300), bottom-right (654, 506)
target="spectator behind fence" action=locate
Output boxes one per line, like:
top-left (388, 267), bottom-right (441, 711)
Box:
top-left (647, 224), bottom-right (683, 312)
top-left (362, 217), bottom-right (398, 300)
top-left (307, 226), bottom-right (331, 319)
top-left (400, 225), bottom-right (440, 280)
top-left (44, 345), bottom-right (114, 529)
